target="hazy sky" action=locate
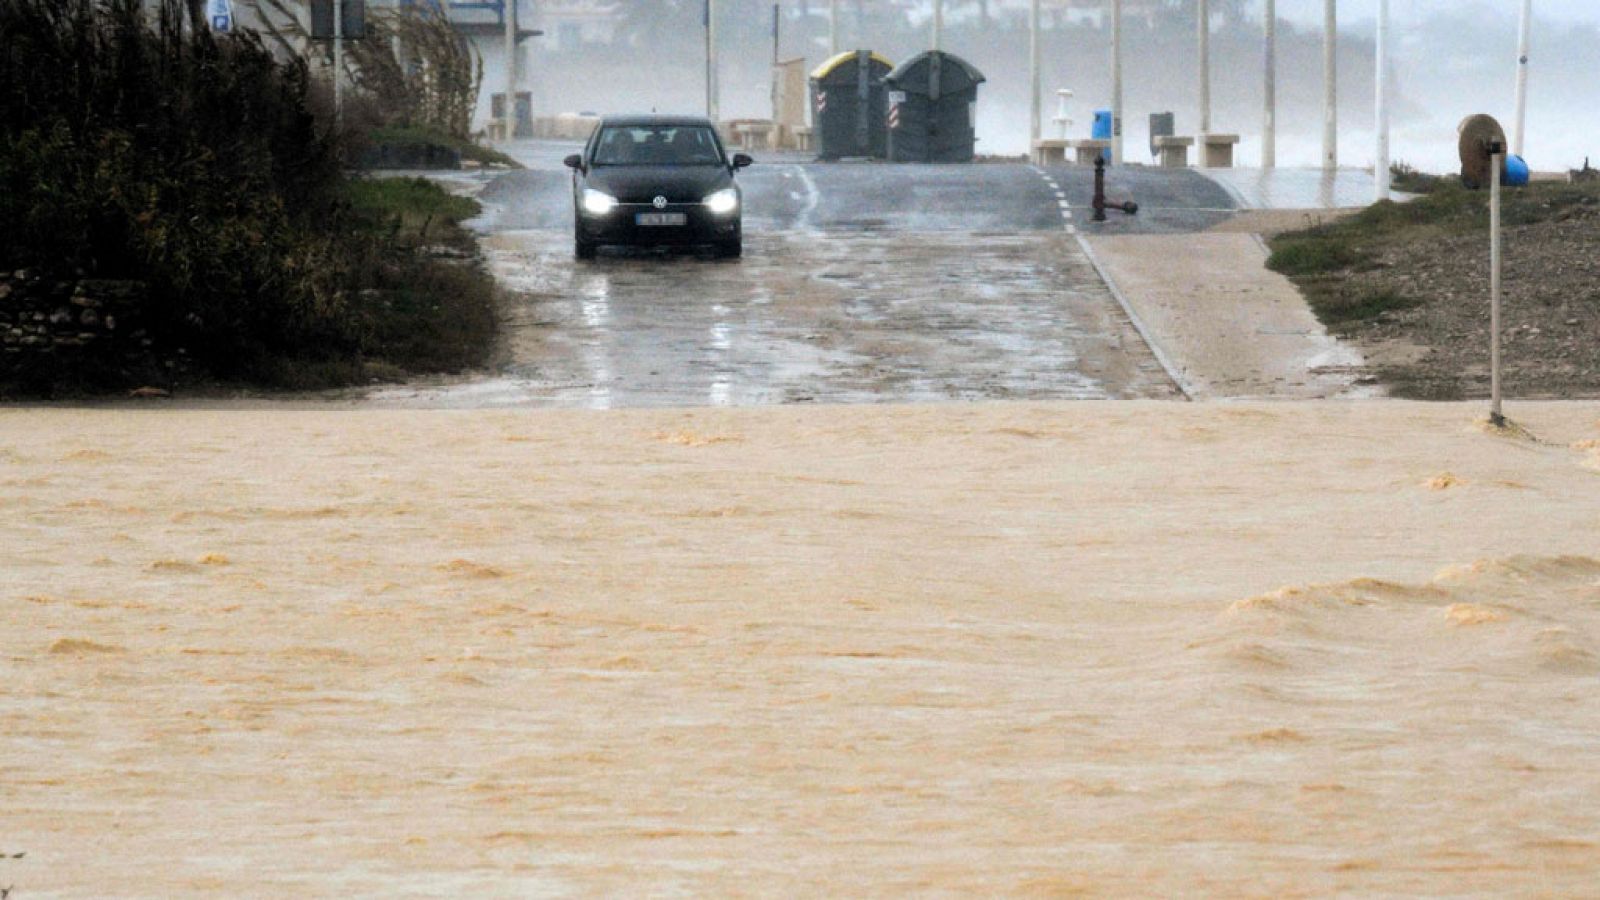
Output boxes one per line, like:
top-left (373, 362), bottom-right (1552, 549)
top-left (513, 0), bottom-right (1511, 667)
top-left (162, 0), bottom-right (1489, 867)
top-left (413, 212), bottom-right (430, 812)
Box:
top-left (1273, 0), bottom-right (1597, 27)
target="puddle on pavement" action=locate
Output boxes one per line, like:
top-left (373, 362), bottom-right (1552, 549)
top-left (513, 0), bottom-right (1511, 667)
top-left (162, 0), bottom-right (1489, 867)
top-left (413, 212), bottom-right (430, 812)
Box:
top-left (367, 230), bottom-right (1179, 409)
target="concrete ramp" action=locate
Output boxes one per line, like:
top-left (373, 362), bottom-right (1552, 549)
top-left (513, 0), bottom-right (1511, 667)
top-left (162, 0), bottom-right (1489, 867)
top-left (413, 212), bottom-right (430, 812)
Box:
top-left (1201, 167), bottom-right (1406, 210)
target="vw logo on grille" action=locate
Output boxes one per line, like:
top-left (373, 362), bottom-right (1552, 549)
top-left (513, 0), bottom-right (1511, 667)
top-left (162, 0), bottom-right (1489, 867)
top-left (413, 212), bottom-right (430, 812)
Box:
top-left (652, 196), bottom-right (668, 209)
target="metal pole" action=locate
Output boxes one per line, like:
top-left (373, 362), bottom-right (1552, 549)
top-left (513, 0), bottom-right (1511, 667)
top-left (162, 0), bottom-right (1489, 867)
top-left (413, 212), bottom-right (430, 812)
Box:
top-left (773, 3), bottom-right (780, 66)
top-left (502, 0), bottom-right (514, 140)
top-left (829, 0), bottom-right (838, 55)
top-left (333, 0), bottom-right (343, 129)
top-left (1323, 0), bottom-right (1337, 170)
top-left (1375, 0), bottom-right (1390, 200)
top-left (1513, 0), bottom-right (1532, 157)
top-left (932, 0), bottom-right (943, 52)
top-left (706, 0), bottom-right (719, 122)
top-left (1197, 0), bottom-right (1210, 135)
top-left (1030, 0), bottom-right (1041, 153)
top-left (1490, 149), bottom-right (1504, 425)
top-left (1111, 0), bottom-right (1123, 164)
top-left (1262, 0), bottom-right (1275, 168)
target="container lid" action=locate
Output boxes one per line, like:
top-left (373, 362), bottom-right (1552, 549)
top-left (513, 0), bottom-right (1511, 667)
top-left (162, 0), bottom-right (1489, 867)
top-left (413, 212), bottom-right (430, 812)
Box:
top-left (885, 51), bottom-right (987, 96)
top-left (810, 50), bottom-right (896, 81)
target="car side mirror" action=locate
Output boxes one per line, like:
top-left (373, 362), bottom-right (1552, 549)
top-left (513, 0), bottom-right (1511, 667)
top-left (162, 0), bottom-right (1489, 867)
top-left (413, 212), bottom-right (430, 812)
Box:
top-left (732, 153), bottom-right (753, 170)
top-left (563, 154), bottom-right (584, 171)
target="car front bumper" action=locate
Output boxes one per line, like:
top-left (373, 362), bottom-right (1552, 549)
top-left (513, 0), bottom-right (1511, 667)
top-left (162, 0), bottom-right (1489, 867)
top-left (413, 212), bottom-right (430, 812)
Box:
top-left (577, 204), bottom-right (741, 246)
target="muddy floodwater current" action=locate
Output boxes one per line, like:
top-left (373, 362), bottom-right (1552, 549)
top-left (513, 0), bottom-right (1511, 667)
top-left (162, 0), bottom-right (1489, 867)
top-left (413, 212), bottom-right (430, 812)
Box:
top-left (5, 401), bottom-right (1600, 894)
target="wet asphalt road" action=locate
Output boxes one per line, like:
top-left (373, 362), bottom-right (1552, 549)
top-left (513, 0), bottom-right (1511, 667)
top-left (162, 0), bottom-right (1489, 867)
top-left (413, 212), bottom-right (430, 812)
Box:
top-left (478, 162), bottom-right (1237, 235)
top-left (370, 160), bottom-right (1239, 408)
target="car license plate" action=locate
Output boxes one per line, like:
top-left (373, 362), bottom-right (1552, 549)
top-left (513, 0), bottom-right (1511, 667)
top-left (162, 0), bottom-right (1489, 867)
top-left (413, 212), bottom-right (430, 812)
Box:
top-left (635, 212), bottom-right (686, 227)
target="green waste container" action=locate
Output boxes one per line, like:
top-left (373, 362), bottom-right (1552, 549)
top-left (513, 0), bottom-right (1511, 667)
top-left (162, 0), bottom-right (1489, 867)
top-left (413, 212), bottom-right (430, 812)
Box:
top-left (810, 50), bottom-right (895, 160)
top-left (885, 51), bottom-right (986, 163)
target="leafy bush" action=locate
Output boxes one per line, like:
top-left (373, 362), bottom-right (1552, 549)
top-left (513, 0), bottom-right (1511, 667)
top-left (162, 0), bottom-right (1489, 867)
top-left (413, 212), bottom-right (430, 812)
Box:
top-left (1266, 238), bottom-right (1362, 278)
top-left (0, 0), bottom-right (495, 390)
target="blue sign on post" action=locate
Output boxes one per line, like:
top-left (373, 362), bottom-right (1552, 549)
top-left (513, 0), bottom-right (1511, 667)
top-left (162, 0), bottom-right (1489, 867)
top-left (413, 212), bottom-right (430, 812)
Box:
top-left (207, 0), bottom-right (233, 32)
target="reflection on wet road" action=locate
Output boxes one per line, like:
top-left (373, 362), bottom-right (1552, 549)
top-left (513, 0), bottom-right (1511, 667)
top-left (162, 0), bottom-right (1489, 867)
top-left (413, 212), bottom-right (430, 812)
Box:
top-left (369, 162), bottom-right (1227, 407)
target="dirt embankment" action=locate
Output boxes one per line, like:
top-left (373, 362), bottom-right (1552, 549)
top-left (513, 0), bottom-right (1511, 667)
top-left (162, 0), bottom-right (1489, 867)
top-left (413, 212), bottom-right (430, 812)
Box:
top-left (1267, 182), bottom-right (1600, 400)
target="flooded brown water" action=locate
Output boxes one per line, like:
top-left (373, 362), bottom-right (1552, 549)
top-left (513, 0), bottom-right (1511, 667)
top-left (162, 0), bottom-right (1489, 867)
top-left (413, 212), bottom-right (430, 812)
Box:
top-left (4, 401), bottom-right (1600, 894)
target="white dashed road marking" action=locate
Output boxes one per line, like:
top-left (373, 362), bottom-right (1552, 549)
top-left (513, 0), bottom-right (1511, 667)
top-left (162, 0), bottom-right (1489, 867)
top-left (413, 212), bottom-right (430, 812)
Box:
top-left (1030, 165), bottom-right (1077, 235)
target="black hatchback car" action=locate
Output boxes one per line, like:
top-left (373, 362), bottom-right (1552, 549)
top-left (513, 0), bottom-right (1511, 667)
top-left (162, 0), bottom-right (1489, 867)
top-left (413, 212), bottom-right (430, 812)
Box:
top-left (564, 115), bottom-right (752, 260)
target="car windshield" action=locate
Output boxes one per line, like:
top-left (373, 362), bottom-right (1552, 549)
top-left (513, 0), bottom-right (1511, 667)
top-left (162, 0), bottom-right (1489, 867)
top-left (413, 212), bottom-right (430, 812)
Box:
top-left (591, 125), bottom-right (724, 166)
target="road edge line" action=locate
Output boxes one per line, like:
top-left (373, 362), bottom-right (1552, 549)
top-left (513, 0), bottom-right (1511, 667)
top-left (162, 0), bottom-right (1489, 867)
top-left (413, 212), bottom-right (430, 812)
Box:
top-left (1073, 233), bottom-right (1197, 402)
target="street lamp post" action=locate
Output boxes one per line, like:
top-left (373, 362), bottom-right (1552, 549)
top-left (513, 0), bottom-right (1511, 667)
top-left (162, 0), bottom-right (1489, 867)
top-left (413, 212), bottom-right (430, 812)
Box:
top-left (1111, 0), bottom-right (1123, 164)
top-left (829, 0), bottom-right (838, 55)
top-left (1323, 0), bottom-right (1336, 170)
top-left (1198, 0), bottom-right (1210, 135)
top-left (706, 0), bottom-right (719, 122)
top-left (932, 0), bottom-right (943, 51)
top-left (1263, 0), bottom-right (1275, 168)
top-left (503, 0), bottom-right (515, 140)
top-left (334, 0), bottom-right (344, 128)
top-left (1375, 0), bottom-right (1390, 200)
top-left (1030, 0), bottom-right (1041, 153)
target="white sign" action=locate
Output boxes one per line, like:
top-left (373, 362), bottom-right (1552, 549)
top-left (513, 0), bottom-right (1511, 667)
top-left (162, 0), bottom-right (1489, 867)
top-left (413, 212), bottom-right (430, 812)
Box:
top-left (888, 91), bottom-right (907, 105)
top-left (207, 0), bottom-right (233, 32)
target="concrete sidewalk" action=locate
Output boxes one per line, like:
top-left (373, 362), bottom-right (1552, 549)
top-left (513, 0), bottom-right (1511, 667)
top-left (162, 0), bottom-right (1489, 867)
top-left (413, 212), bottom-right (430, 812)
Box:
top-left (1082, 231), bottom-right (1371, 399)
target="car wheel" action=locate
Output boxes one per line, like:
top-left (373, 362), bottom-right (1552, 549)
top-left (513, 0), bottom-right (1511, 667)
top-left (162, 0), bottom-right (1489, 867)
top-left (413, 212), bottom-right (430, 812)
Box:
top-left (716, 239), bottom-right (742, 260)
top-left (575, 236), bottom-right (597, 260)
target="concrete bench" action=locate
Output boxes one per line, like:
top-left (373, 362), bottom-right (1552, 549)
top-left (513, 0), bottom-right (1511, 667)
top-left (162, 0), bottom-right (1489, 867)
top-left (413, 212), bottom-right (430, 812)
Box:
top-left (1030, 139), bottom-right (1071, 166)
top-left (726, 120), bottom-right (776, 151)
top-left (1153, 135), bottom-right (1194, 169)
top-left (1067, 138), bottom-right (1111, 165)
top-left (792, 126), bottom-right (813, 153)
top-left (1199, 133), bottom-right (1241, 168)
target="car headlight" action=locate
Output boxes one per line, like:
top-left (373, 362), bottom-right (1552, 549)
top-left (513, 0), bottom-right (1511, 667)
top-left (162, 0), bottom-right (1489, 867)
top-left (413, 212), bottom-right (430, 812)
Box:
top-left (582, 188), bottom-right (617, 216)
top-left (704, 188), bottom-right (739, 215)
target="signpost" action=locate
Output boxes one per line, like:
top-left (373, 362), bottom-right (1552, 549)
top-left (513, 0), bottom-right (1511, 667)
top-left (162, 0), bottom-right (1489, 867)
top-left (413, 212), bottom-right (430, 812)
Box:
top-left (1459, 114), bottom-right (1511, 428)
top-left (207, 0), bottom-right (232, 33)
top-left (1490, 145), bottom-right (1504, 426)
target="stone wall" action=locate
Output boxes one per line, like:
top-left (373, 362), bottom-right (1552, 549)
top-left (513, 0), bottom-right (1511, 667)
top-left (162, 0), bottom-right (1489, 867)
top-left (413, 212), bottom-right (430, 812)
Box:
top-left (0, 270), bottom-right (182, 392)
